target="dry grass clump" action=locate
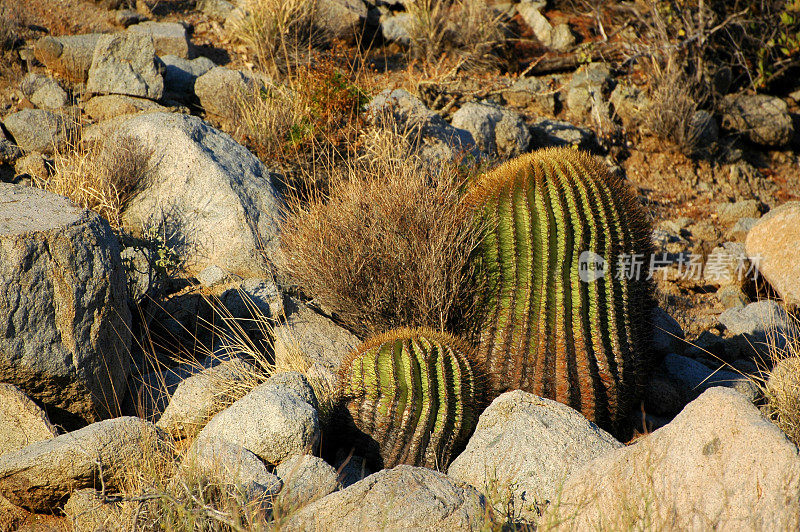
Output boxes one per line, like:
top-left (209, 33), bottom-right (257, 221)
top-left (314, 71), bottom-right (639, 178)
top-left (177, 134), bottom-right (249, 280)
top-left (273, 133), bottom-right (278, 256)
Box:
top-left (232, 0), bottom-right (323, 76)
top-left (405, 0), bottom-right (507, 72)
top-left (279, 129), bottom-right (483, 339)
top-left (71, 430), bottom-right (273, 531)
top-left (38, 132), bottom-right (154, 230)
top-left (764, 354), bottom-right (800, 447)
top-left (640, 62), bottom-right (701, 154)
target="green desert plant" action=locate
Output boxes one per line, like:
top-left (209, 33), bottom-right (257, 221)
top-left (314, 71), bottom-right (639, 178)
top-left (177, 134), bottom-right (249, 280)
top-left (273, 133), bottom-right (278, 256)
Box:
top-left (335, 327), bottom-right (485, 470)
top-left (463, 147), bottom-right (654, 438)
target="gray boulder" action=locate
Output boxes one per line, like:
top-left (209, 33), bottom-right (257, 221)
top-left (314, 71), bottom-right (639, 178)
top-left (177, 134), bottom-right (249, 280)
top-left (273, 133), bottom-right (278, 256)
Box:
top-left (3, 108), bottom-right (75, 155)
top-left (127, 21), bottom-right (192, 58)
top-left (0, 128), bottom-right (21, 164)
top-left (745, 202), bottom-right (800, 307)
top-left (272, 298), bottom-right (359, 388)
top-left (275, 454), bottom-right (340, 510)
top-left (156, 358), bottom-right (252, 439)
top-left (30, 79), bottom-right (69, 109)
top-left (33, 34), bottom-right (103, 82)
top-left (0, 417), bottom-right (163, 511)
top-left (284, 465), bottom-right (491, 531)
top-left (366, 89), bottom-right (476, 165)
top-left (566, 62), bottom-right (611, 119)
top-left (503, 75), bottom-right (560, 115)
top-left (661, 353), bottom-right (758, 403)
top-left (717, 199), bottom-right (762, 225)
top-left (610, 82), bottom-right (649, 129)
top-left (0, 184), bottom-right (131, 427)
top-left (317, 0), bottom-right (368, 42)
top-left (195, 372), bottom-right (320, 464)
top-left (450, 102), bottom-right (531, 158)
top-left (530, 118), bottom-right (597, 150)
top-left (719, 300), bottom-right (799, 352)
top-left (186, 437), bottom-right (282, 502)
top-left (194, 66), bottom-right (254, 118)
top-left (64, 488), bottom-right (133, 530)
top-left (544, 388), bottom-right (800, 530)
top-left (380, 12), bottom-right (411, 45)
top-left (722, 94), bottom-right (794, 146)
top-left (86, 31), bottom-right (164, 100)
top-left (220, 277), bottom-right (285, 321)
top-left (448, 390), bottom-right (621, 523)
top-left (0, 383), bottom-right (58, 458)
top-left (83, 94), bottom-right (168, 121)
top-left (161, 54), bottom-right (216, 99)
top-left (85, 112), bottom-right (283, 278)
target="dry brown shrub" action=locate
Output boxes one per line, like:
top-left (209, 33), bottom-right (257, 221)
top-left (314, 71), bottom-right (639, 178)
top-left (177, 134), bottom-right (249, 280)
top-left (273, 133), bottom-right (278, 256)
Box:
top-left (38, 132), bottom-right (154, 229)
top-left (279, 129), bottom-right (483, 339)
top-left (405, 0), bottom-right (507, 72)
top-left (232, 0), bottom-right (324, 76)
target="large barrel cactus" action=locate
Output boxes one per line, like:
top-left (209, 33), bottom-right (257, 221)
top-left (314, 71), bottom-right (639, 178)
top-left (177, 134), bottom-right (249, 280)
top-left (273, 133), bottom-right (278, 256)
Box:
top-left (336, 328), bottom-right (484, 470)
top-left (464, 147), bottom-right (654, 435)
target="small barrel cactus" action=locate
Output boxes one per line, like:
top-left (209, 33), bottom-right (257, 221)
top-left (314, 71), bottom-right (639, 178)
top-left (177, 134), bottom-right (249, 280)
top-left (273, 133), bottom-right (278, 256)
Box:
top-left (463, 147), bottom-right (654, 436)
top-left (336, 327), bottom-right (484, 470)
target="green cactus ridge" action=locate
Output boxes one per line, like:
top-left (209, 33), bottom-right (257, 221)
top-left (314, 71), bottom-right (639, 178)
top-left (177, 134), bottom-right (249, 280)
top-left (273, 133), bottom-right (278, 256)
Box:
top-left (464, 147), bottom-right (653, 435)
top-left (337, 327), bottom-right (484, 469)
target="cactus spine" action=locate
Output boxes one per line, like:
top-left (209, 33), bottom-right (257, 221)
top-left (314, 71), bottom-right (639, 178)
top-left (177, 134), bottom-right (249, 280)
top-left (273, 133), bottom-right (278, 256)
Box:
top-left (336, 327), bottom-right (484, 469)
top-left (464, 147), bottom-right (653, 435)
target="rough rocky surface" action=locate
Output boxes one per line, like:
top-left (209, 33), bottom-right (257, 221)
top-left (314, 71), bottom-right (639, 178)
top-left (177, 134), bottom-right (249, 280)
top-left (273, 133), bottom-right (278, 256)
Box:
top-left (0, 129), bottom-right (22, 164)
top-left (450, 102), bottom-right (531, 158)
top-left (194, 66), bottom-right (254, 118)
top-left (85, 112), bottom-right (283, 277)
top-left (83, 94), bottom-right (168, 121)
top-left (33, 34), bottom-right (103, 82)
top-left (0, 417), bottom-right (163, 511)
top-left (530, 118), bottom-right (597, 149)
top-left (64, 488), bottom-right (133, 530)
top-left (161, 54), bottom-right (215, 99)
top-left (2, 108), bottom-right (75, 155)
top-left (127, 21), bottom-right (192, 58)
top-left (317, 0), bottom-right (368, 41)
top-left (746, 201), bottom-right (800, 307)
top-left (545, 388), bottom-right (800, 530)
top-left (195, 372), bottom-right (320, 465)
top-left (86, 31), bottom-right (164, 99)
top-left (722, 94), bottom-right (794, 146)
top-left (156, 358), bottom-right (251, 438)
top-left (272, 298), bottom-right (359, 388)
top-left (284, 465), bottom-right (491, 531)
top-left (186, 437), bottom-right (282, 500)
top-left (448, 391), bottom-right (621, 522)
top-left (366, 89), bottom-right (476, 164)
top-left (30, 79), bottom-right (68, 109)
top-left (0, 383), bottom-right (59, 458)
top-left (0, 184), bottom-right (132, 427)
top-left (661, 353), bottom-right (758, 402)
top-left (275, 454), bottom-right (340, 510)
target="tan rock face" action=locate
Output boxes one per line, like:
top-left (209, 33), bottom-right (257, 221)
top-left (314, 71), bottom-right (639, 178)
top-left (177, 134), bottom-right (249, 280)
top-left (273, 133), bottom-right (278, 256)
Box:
top-left (0, 184), bottom-right (132, 428)
top-left (285, 465), bottom-right (491, 531)
top-left (0, 417), bottom-right (163, 511)
top-left (0, 384), bottom-right (58, 458)
top-left (746, 201), bottom-right (800, 307)
top-left (544, 388), bottom-right (800, 530)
